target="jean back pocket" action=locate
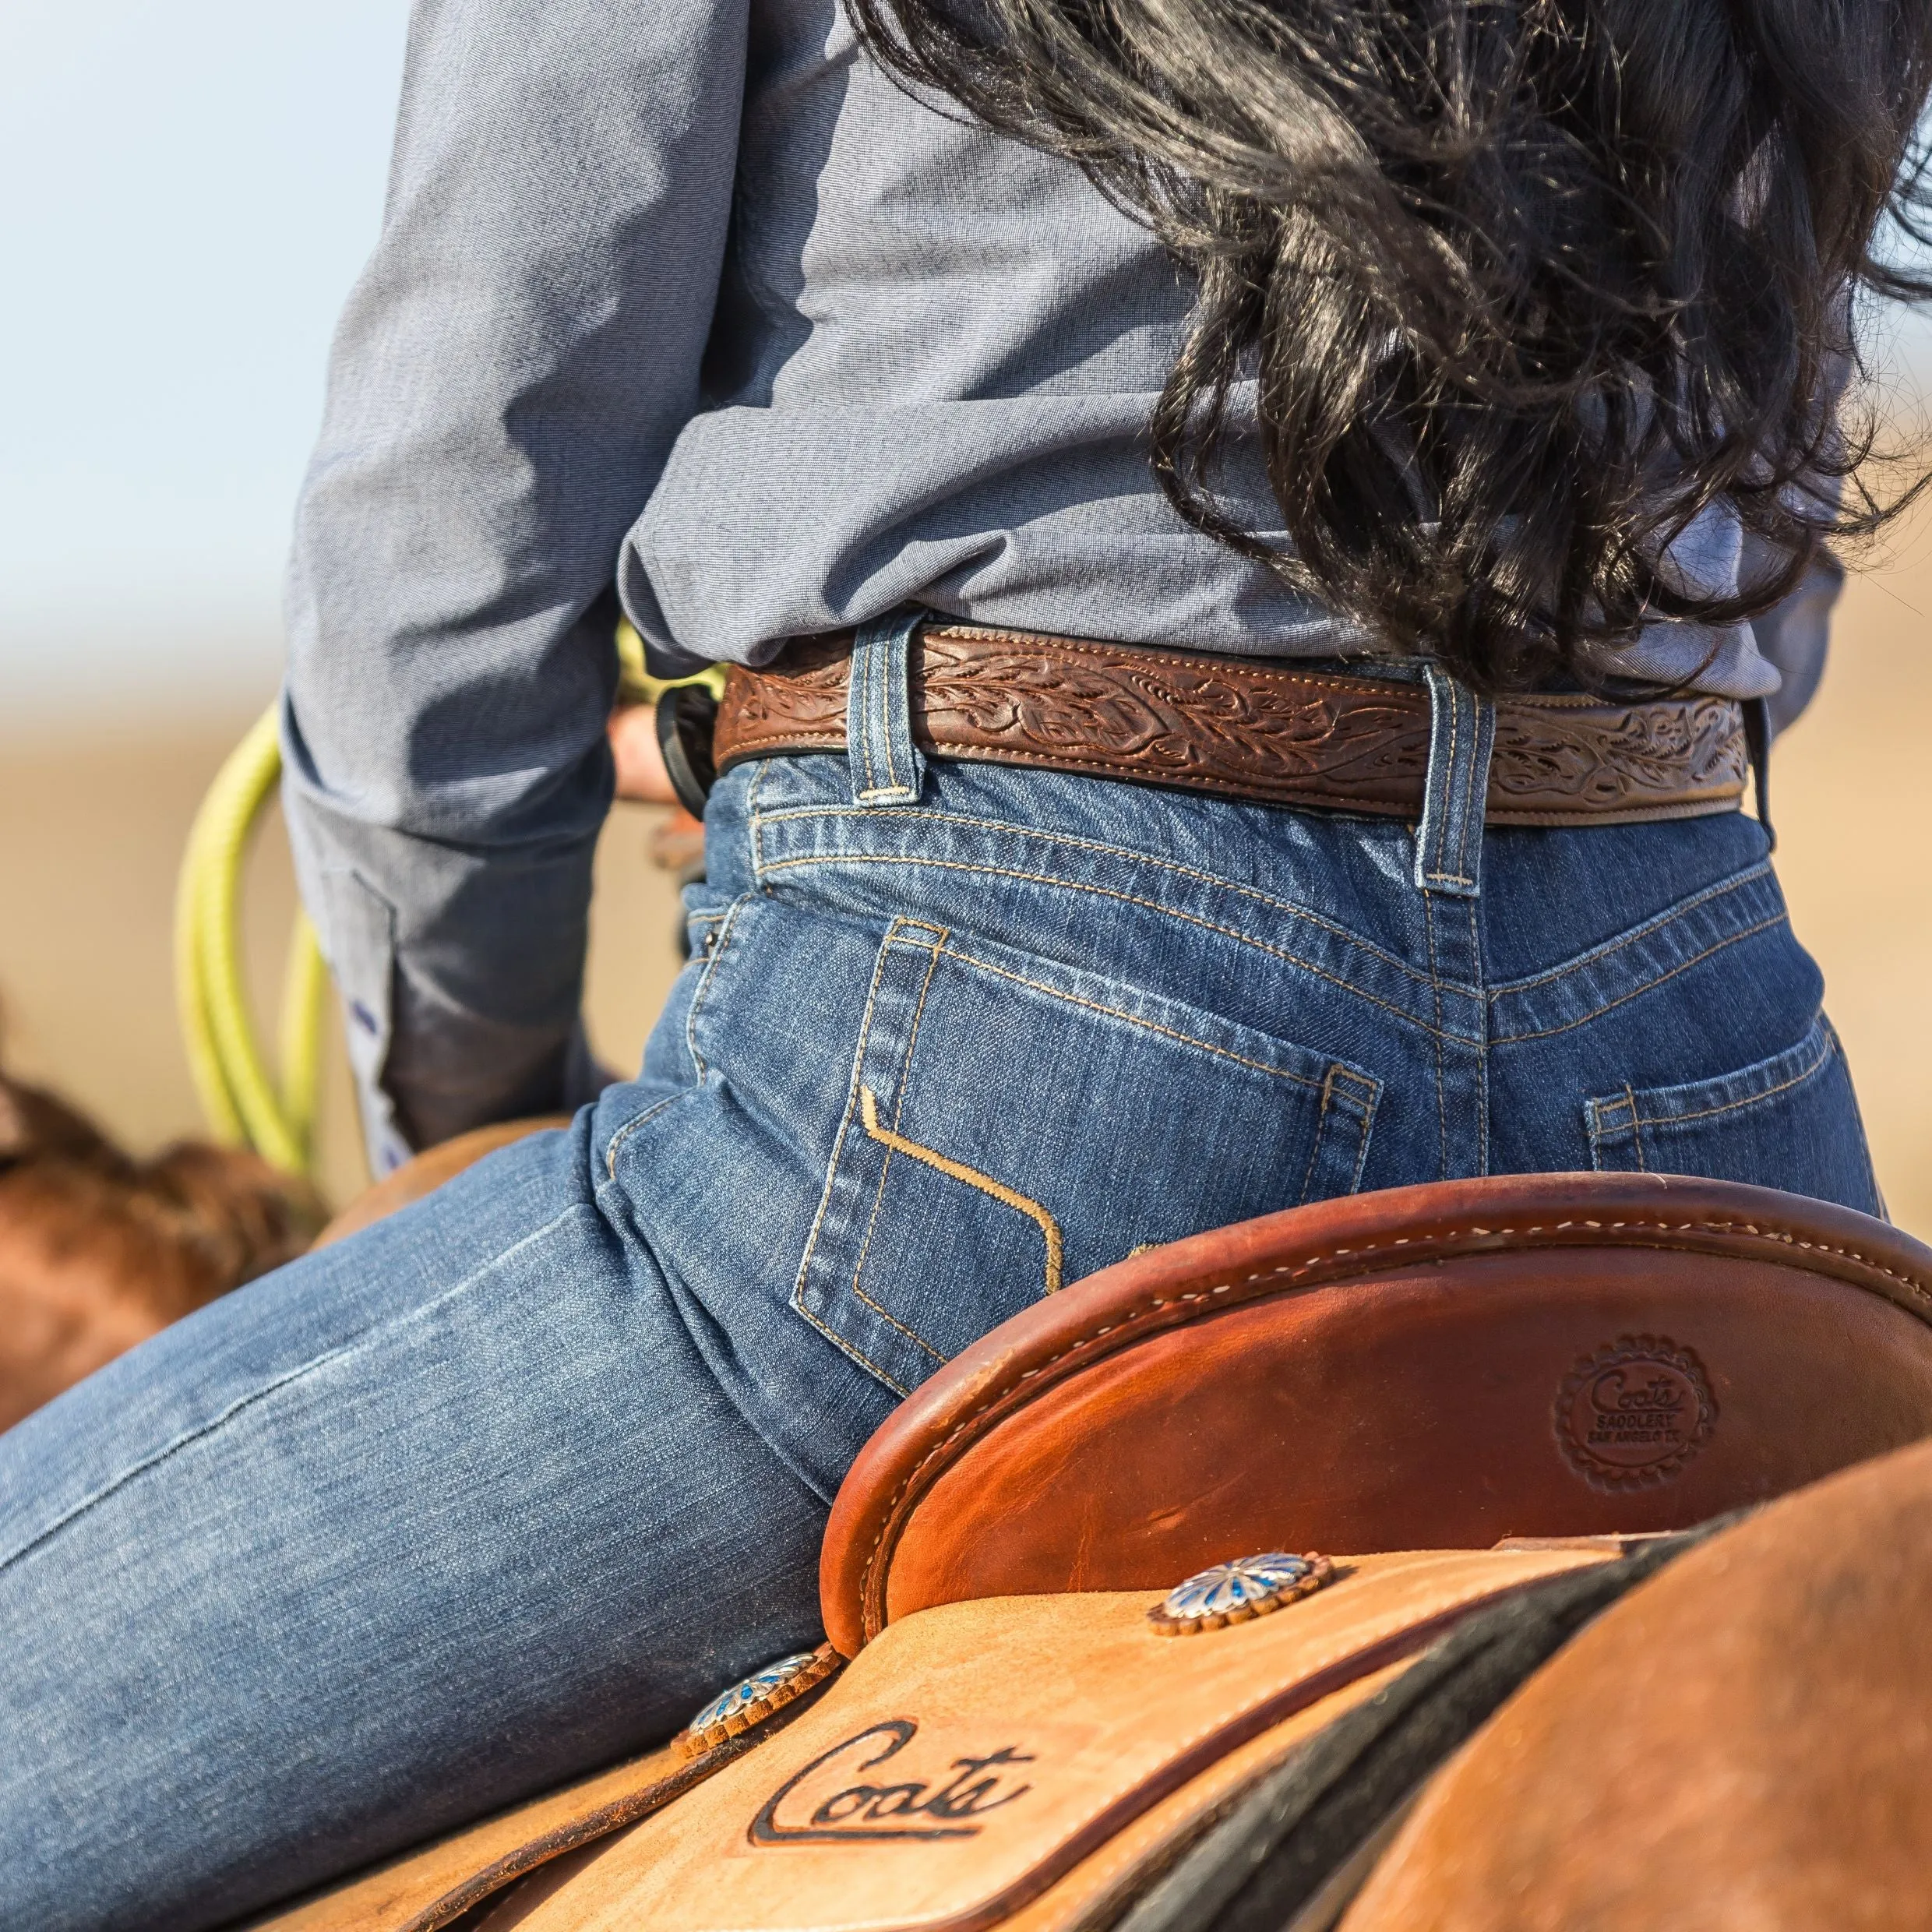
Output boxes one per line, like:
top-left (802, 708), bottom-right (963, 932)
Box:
top-left (793, 918), bottom-right (1380, 1395)
top-left (1585, 1014), bottom-right (1881, 1215)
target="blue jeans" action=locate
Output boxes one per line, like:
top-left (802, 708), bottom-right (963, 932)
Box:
top-left (0, 640), bottom-right (1877, 1930)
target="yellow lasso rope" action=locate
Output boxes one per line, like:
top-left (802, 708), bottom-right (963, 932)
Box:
top-left (615, 617), bottom-right (726, 707)
top-left (175, 703), bottom-right (326, 1178)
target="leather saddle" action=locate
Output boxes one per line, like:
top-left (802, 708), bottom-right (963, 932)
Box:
top-left (255, 1171), bottom-right (1932, 1932)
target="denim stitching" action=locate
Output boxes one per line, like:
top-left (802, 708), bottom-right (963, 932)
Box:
top-left (790, 917), bottom-right (950, 1393)
top-left (866, 640), bottom-right (883, 794)
top-left (935, 942), bottom-right (1336, 1088)
top-left (1468, 893), bottom-right (1490, 1176)
top-left (1425, 675), bottom-right (1446, 871)
top-left (1490, 912), bottom-right (1789, 1045)
top-left (1334, 1072), bottom-right (1379, 1193)
top-left (807, 917), bottom-right (1366, 1376)
top-left (874, 636), bottom-right (895, 794)
top-left (1422, 679), bottom-right (1460, 884)
top-left (1631, 1042), bottom-right (1832, 1127)
top-left (2, 1360), bottom-right (355, 1581)
top-left (858, 633), bottom-right (886, 797)
top-left (747, 759), bottom-right (771, 880)
top-left (683, 893), bottom-right (755, 1082)
top-left (599, 896), bottom-right (753, 1180)
top-left (791, 1299), bottom-right (914, 1400)
top-left (847, 935), bottom-right (950, 1363)
top-left (1464, 696), bottom-right (1490, 883)
top-left (757, 852), bottom-right (1468, 1042)
top-left (1422, 888), bottom-right (1451, 1177)
top-left (885, 628), bottom-right (911, 796)
top-left (1419, 675), bottom-right (1451, 882)
top-left (1298, 1077), bottom-right (1338, 1207)
top-left (851, 620), bottom-right (920, 803)
top-left (886, 627), bottom-right (907, 794)
top-left (1592, 1020), bottom-right (1837, 1135)
top-left (1584, 1098), bottom-right (1615, 1172)
top-left (1487, 862), bottom-right (1776, 996)
top-left (756, 803), bottom-right (1772, 1013)
top-left (1430, 681), bottom-right (1492, 890)
top-left (1297, 1066), bottom-right (1380, 1203)
top-left (751, 803), bottom-right (1436, 992)
top-left (846, 1290), bottom-right (948, 1363)
top-left (1460, 693), bottom-right (1493, 887)
top-left (1454, 685), bottom-right (1482, 883)
top-left (790, 921), bottom-right (912, 1372)
top-left (848, 1271), bottom-right (950, 1363)
top-left (1422, 678), bottom-right (1478, 889)
top-left (601, 1091), bottom-right (689, 1183)
top-left (1419, 674), bottom-right (1478, 890)
top-left (1583, 1091), bottom-right (1637, 1172)
top-left (0, 1202), bottom-right (590, 1581)
top-left (859, 1087), bottom-right (1065, 1296)
top-left (856, 917), bottom-right (965, 1366)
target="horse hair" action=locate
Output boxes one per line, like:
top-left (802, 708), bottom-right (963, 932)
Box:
top-left (1112, 1522), bottom-right (1737, 1932)
top-left (844, 0), bottom-right (1932, 691)
top-left (0, 1047), bottom-right (323, 1430)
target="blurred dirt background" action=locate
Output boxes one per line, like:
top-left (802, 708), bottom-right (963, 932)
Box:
top-left (3, 525), bottom-right (1930, 1229)
top-left (0, 751), bottom-right (687, 1211)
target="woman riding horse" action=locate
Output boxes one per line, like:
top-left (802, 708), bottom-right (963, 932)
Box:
top-left (4, 0), bottom-right (1930, 1924)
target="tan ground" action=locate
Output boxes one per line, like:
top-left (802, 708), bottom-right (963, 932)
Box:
top-left (2, 541), bottom-right (1928, 1228)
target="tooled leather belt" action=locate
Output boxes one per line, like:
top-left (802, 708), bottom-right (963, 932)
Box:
top-left (711, 623), bottom-right (1750, 826)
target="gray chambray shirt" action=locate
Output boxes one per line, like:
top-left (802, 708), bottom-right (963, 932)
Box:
top-left (283, 0), bottom-right (1838, 1170)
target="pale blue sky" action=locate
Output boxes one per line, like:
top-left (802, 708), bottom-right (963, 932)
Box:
top-left (4, 4), bottom-right (1930, 723)
top-left (0, 0), bottom-right (409, 718)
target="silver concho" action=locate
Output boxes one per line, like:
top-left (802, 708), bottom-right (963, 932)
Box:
top-left (1148, 1551), bottom-right (1335, 1635)
top-left (679, 1648), bottom-right (836, 1757)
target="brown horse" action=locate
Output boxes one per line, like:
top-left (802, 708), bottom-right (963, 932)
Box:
top-left (0, 1056), bottom-right (322, 1431)
top-left (1338, 1433), bottom-right (1932, 1932)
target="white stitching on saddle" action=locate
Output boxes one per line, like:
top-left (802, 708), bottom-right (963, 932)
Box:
top-left (851, 1213), bottom-right (1932, 1638)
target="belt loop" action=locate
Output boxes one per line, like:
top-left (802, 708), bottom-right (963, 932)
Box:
top-left (1414, 663), bottom-right (1497, 898)
top-left (848, 609), bottom-right (926, 807)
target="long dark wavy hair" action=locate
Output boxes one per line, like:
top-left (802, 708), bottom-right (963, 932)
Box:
top-left (846, 0), bottom-right (1932, 688)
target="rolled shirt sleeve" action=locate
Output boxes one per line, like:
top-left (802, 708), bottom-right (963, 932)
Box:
top-left (283, 0), bottom-right (747, 1169)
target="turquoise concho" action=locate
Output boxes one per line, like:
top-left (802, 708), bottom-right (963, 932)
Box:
top-left (678, 1646), bottom-right (837, 1757)
top-left (1148, 1551), bottom-right (1336, 1635)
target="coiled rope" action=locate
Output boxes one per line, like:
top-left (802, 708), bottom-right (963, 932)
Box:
top-left (175, 703), bottom-right (326, 1179)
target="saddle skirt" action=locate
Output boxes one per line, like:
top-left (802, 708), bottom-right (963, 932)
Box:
top-left (250, 1172), bottom-right (1932, 1932)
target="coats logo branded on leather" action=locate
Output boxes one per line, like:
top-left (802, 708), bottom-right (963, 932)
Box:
top-left (1555, 1334), bottom-right (1715, 1490)
top-left (749, 1720), bottom-right (1035, 1845)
